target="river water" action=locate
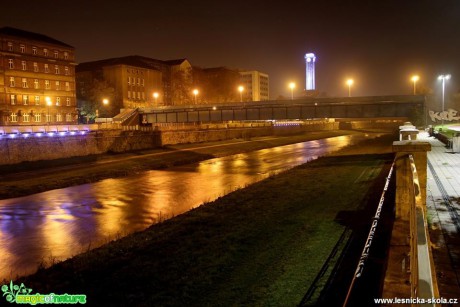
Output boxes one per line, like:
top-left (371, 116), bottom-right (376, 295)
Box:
top-left (0, 134), bottom-right (375, 279)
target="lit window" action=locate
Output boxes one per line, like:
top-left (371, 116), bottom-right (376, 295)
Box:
top-left (33, 62), bottom-right (38, 72)
top-left (35, 113), bottom-right (42, 122)
top-left (34, 79), bottom-right (39, 89)
top-left (45, 80), bottom-right (50, 89)
top-left (7, 42), bottom-right (13, 51)
top-left (22, 61), bottom-right (27, 70)
top-left (55, 65), bottom-right (59, 74)
top-left (23, 113), bottom-right (30, 122)
top-left (10, 112), bottom-right (18, 122)
top-left (9, 77), bottom-right (15, 87)
top-left (137, 78), bottom-right (140, 85)
top-left (66, 97), bottom-right (71, 106)
top-left (35, 96), bottom-right (40, 105)
top-left (64, 52), bottom-right (68, 59)
top-left (66, 113), bottom-right (73, 122)
top-left (44, 49), bottom-right (48, 56)
top-left (22, 78), bottom-right (28, 88)
top-left (65, 67), bottom-right (69, 75)
top-left (23, 95), bottom-right (29, 105)
top-left (128, 77), bottom-right (131, 85)
top-left (56, 113), bottom-right (62, 122)
top-left (8, 59), bottom-right (14, 69)
top-left (10, 94), bottom-right (16, 105)
top-left (46, 113), bottom-right (52, 123)
top-left (56, 81), bottom-right (60, 90)
top-left (65, 82), bottom-right (70, 91)
top-left (54, 51), bottom-right (59, 58)
top-left (44, 64), bottom-right (49, 73)
top-left (32, 47), bottom-right (37, 55)
top-left (20, 45), bottom-right (25, 53)
top-left (56, 97), bottom-right (61, 105)
top-left (141, 79), bottom-right (145, 86)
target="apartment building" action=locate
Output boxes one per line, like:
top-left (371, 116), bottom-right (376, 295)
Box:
top-left (240, 70), bottom-right (270, 102)
top-left (0, 27), bottom-right (77, 125)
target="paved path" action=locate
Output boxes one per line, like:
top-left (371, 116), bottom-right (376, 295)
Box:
top-left (420, 132), bottom-right (460, 299)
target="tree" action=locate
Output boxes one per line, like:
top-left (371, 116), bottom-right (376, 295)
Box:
top-left (77, 79), bottom-right (116, 122)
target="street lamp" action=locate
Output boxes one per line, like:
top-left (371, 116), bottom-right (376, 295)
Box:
top-left (238, 85), bottom-right (244, 103)
top-left (153, 92), bottom-right (159, 105)
top-left (411, 75), bottom-right (419, 95)
top-left (289, 82), bottom-right (296, 100)
top-left (45, 96), bottom-right (51, 125)
top-left (438, 74), bottom-right (451, 125)
top-left (346, 79), bottom-right (354, 97)
top-left (102, 98), bottom-right (109, 125)
top-left (193, 89), bottom-right (199, 104)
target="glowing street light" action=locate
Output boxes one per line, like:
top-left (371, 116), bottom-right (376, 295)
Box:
top-left (346, 79), bottom-right (354, 97)
top-left (193, 89), bottom-right (199, 104)
top-left (289, 82), bottom-right (296, 100)
top-left (438, 74), bottom-right (451, 125)
top-left (153, 92), bottom-right (159, 105)
top-left (102, 98), bottom-right (109, 125)
top-left (411, 75), bottom-right (419, 95)
top-left (238, 85), bottom-right (244, 102)
top-left (45, 96), bottom-right (51, 125)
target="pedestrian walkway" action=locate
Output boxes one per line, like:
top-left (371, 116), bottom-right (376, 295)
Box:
top-left (419, 132), bottom-right (460, 299)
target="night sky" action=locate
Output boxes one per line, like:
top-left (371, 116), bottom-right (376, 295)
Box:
top-left (2, 0), bottom-right (459, 99)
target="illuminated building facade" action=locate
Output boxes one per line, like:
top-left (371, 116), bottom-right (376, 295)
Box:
top-left (304, 53), bottom-right (316, 90)
top-left (0, 27), bottom-right (77, 125)
top-left (239, 71), bottom-right (269, 101)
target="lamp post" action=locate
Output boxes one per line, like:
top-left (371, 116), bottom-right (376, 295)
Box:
top-left (45, 96), bottom-right (51, 125)
top-left (193, 89), bottom-right (199, 104)
top-left (289, 82), bottom-right (295, 100)
top-left (346, 79), bottom-right (354, 97)
top-left (238, 85), bottom-right (244, 103)
top-left (438, 74), bottom-right (451, 126)
top-left (153, 92), bottom-right (159, 105)
top-left (102, 98), bottom-right (109, 126)
top-left (411, 75), bottom-right (419, 95)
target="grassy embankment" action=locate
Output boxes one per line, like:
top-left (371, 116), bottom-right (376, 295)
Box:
top-left (18, 133), bottom-right (396, 306)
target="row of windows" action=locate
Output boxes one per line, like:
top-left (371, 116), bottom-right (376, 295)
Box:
top-left (127, 91), bottom-right (146, 100)
top-left (127, 77), bottom-right (145, 86)
top-left (9, 94), bottom-right (73, 106)
top-left (7, 59), bottom-right (72, 75)
top-left (8, 77), bottom-right (72, 91)
top-left (7, 42), bottom-right (71, 60)
top-left (9, 112), bottom-right (74, 123)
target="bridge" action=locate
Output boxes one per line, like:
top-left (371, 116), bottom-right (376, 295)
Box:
top-left (139, 95), bottom-right (426, 124)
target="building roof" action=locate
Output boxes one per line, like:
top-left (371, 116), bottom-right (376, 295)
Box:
top-left (0, 27), bottom-right (74, 48)
top-left (77, 55), bottom-right (188, 72)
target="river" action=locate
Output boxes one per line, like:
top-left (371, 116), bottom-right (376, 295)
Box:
top-left (0, 134), bottom-right (376, 280)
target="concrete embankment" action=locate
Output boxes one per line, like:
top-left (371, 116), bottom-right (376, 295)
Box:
top-left (0, 119), bottom-right (403, 165)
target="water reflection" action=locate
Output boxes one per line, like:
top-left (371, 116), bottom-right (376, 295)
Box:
top-left (0, 134), bottom-right (374, 279)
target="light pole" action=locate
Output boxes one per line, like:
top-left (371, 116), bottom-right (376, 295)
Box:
top-left (153, 92), bottom-right (159, 105)
top-left (102, 98), bottom-right (109, 125)
top-left (45, 96), bottom-right (51, 125)
top-left (238, 85), bottom-right (244, 103)
top-left (346, 79), bottom-right (354, 97)
top-left (193, 89), bottom-right (199, 104)
top-left (438, 74), bottom-right (451, 126)
top-left (289, 82), bottom-right (295, 100)
top-left (411, 75), bottom-right (419, 95)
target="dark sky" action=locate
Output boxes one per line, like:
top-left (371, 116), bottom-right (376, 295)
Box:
top-left (2, 0), bottom-right (459, 98)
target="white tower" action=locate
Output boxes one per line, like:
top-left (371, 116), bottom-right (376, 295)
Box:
top-left (304, 53), bottom-right (316, 90)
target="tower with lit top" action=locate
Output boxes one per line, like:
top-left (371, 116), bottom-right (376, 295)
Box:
top-left (304, 53), bottom-right (316, 90)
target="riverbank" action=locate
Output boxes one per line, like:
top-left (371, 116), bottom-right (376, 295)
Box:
top-left (0, 130), bottom-right (362, 200)
top-left (15, 132), bottom-right (397, 306)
